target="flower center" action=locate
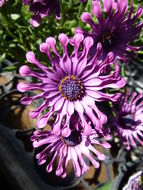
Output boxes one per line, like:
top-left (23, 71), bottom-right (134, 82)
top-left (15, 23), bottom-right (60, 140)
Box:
top-left (119, 114), bottom-right (136, 129)
top-left (101, 32), bottom-right (117, 51)
top-left (62, 130), bottom-right (82, 147)
top-left (59, 75), bottom-right (84, 101)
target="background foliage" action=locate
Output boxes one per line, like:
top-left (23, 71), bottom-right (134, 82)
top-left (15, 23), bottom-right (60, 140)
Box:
top-left (0, 0), bottom-right (142, 71)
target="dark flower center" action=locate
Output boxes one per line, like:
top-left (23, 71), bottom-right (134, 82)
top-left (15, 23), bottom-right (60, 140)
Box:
top-left (101, 32), bottom-right (117, 51)
top-left (62, 130), bottom-right (82, 147)
top-left (59, 75), bottom-right (84, 101)
top-left (119, 113), bottom-right (140, 129)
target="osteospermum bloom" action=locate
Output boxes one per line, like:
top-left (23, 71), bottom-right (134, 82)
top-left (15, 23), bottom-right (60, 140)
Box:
top-left (22, 0), bottom-right (61, 27)
top-left (31, 118), bottom-right (111, 178)
top-left (0, 0), bottom-right (8, 7)
top-left (75, 0), bottom-right (143, 60)
top-left (111, 92), bottom-right (143, 150)
top-left (22, 0), bottom-right (86, 27)
top-left (17, 33), bottom-right (125, 137)
top-left (123, 171), bottom-right (143, 190)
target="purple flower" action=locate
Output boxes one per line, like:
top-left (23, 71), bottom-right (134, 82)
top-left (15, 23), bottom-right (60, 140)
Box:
top-left (75, 0), bottom-right (143, 60)
top-left (17, 33), bottom-right (125, 137)
top-left (111, 92), bottom-right (143, 150)
top-left (0, 0), bottom-right (8, 7)
top-left (123, 171), bottom-right (143, 190)
top-left (31, 117), bottom-right (111, 178)
top-left (22, 0), bottom-right (61, 27)
top-left (22, 0), bottom-right (86, 27)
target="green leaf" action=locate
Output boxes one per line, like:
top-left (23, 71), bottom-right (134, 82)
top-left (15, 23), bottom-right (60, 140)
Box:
top-left (0, 53), bottom-right (6, 63)
top-left (3, 65), bottom-right (17, 71)
top-left (10, 14), bottom-right (20, 20)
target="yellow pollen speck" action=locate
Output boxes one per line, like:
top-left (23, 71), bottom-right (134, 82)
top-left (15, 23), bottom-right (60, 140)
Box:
top-left (81, 91), bottom-right (84, 94)
top-left (64, 96), bottom-right (67, 100)
top-left (61, 79), bottom-right (64, 84)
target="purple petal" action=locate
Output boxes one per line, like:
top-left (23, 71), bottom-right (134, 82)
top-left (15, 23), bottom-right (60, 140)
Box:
top-left (102, 0), bottom-right (113, 13)
top-left (92, 0), bottom-right (102, 19)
